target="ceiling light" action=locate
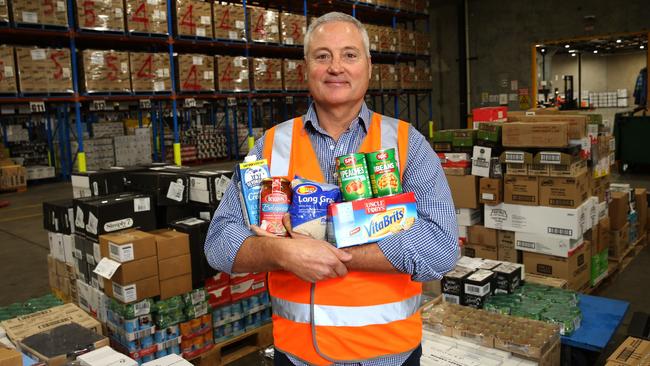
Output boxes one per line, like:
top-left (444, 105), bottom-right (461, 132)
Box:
top-left (569, 49), bottom-right (576, 53)
top-left (565, 44), bottom-right (570, 48)
top-left (541, 48), bottom-right (546, 53)
top-left (593, 50), bottom-right (598, 54)
top-left (616, 39), bottom-right (622, 43)
top-left (641, 45), bottom-right (646, 49)
top-left (536, 44), bottom-right (542, 47)
top-left (571, 53), bottom-right (577, 57)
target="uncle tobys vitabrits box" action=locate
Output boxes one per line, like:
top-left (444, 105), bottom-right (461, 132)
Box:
top-left (327, 192), bottom-right (417, 248)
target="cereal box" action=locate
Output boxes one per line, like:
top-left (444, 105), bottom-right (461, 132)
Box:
top-left (327, 192), bottom-right (417, 248)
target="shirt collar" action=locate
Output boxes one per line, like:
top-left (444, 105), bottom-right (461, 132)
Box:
top-left (303, 102), bottom-right (372, 135)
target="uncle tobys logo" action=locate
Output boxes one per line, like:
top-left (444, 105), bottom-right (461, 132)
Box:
top-left (365, 208), bottom-right (405, 238)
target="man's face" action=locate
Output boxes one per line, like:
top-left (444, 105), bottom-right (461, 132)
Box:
top-left (306, 21), bottom-right (371, 109)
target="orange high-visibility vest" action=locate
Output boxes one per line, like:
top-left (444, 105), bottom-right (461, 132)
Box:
top-left (261, 112), bottom-right (422, 365)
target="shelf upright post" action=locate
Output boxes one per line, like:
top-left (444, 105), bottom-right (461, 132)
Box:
top-left (426, 17), bottom-right (433, 132)
top-left (392, 15), bottom-right (399, 119)
top-left (45, 113), bottom-right (54, 167)
top-left (233, 102), bottom-right (239, 158)
top-left (137, 109), bottom-right (143, 128)
top-left (167, 0), bottom-right (181, 165)
top-left (63, 105), bottom-right (73, 178)
top-left (224, 100), bottom-right (232, 159)
top-left (151, 104), bottom-right (158, 161)
top-left (56, 107), bottom-right (67, 178)
top-left (69, 38), bottom-right (86, 172)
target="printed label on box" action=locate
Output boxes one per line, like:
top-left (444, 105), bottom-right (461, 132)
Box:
top-left (214, 175), bottom-right (231, 200)
top-left (109, 242), bottom-right (134, 262)
top-left (31, 49), bottom-right (46, 61)
top-left (91, 53), bottom-right (104, 65)
top-left (114, 8), bottom-right (123, 18)
top-left (154, 81), bottom-right (165, 91)
top-left (200, 16), bottom-right (210, 25)
top-left (442, 293), bottom-right (460, 304)
top-left (204, 71), bottom-right (214, 80)
top-left (93, 257), bottom-right (121, 279)
top-left (196, 28), bottom-right (206, 37)
top-left (235, 20), bottom-right (245, 29)
top-left (167, 181), bottom-right (185, 202)
top-left (22, 11), bottom-right (38, 23)
top-left (4, 66), bottom-right (13, 78)
top-left (133, 197), bottom-right (150, 212)
top-left (57, 1), bottom-right (65, 11)
top-left (192, 56), bottom-right (203, 65)
top-left (62, 68), bottom-right (71, 78)
top-left (464, 282), bottom-right (490, 296)
top-left (86, 212), bottom-right (98, 235)
top-left (112, 282), bottom-right (137, 303)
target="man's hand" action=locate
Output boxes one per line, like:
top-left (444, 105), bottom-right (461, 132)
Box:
top-left (250, 214), bottom-right (352, 282)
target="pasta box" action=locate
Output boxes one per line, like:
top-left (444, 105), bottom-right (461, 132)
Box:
top-left (327, 192), bottom-right (417, 248)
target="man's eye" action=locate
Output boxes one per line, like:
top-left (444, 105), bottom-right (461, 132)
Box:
top-left (316, 54), bottom-right (330, 60)
top-left (345, 53), bottom-right (358, 59)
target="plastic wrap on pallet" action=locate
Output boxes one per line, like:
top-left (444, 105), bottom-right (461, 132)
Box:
top-left (76, 0), bottom-right (125, 32)
top-left (213, 2), bottom-right (246, 41)
top-left (0, 45), bottom-right (17, 93)
top-left (282, 59), bottom-right (305, 91)
top-left (177, 54), bottom-right (214, 92)
top-left (379, 64), bottom-right (399, 90)
top-left (247, 6), bottom-right (279, 43)
top-left (252, 58), bottom-right (282, 91)
top-left (176, 0), bottom-right (213, 38)
top-left (280, 12), bottom-right (306, 46)
top-left (130, 52), bottom-right (171, 92)
top-left (126, 0), bottom-right (169, 35)
top-left (82, 50), bottom-right (131, 93)
top-left (217, 55), bottom-right (249, 92)
top-left (12, 0), bottom-right (68, 27)
top-left (15, 47), bottom-right (73, 94)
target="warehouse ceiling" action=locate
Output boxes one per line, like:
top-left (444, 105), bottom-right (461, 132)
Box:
top-left (538, 33), bottom-right (648, 55)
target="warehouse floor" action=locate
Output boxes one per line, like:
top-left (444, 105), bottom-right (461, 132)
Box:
top-left (0, 170), bottom-right (648, 365)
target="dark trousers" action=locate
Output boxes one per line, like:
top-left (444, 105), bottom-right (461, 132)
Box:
top-left (274, 345), bottom-right (422, 366)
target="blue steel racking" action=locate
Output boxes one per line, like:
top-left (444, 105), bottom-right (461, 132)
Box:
top-left (0, 0), bottom-right (433, 179)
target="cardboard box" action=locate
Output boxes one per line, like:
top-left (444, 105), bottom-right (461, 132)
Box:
top-left (456, 208), bottom-right (481, 226)
top-left (104, 275), bottom-right (160, 303)
top-left (110, 255), bottom-right (159, 285)
top-left (0, 165), bottom-right (27, 190)
top-left (441, 266), bottom-right (474, 305)
top-left (76, 0), bottom-right (124, 31)
top-left (126, 0), bottom-right (168, 34)
top-left (463, 243), bottom-right (498, 260)
top-left (99, 230), bottom-right (157, 262)
top-left (497, 230), bottom-right (518, 263)
top-left (484, 200), bottom-right (590, 240)
top-left (378, 26), bottom-right (398, 53)
top-left (504, 175), bottom-right (538, 206)
top-left (369, 64), bottom-right (381, 90)
top-left (415, 31), bottom-right (431, 56)
top-left (129, 52), bottom-right (171, 92)
top-left (468, 225), bottom-right (497, 248)
top-left (252, 58), bottom-right (282, 90)
top-left (539, 172), bottom-right (589, 209)
top-left (493, 263), bottom-right (522, 294)
top-left (398, 29), bottom-right (416, 54)
top-left (282, 59), bottom-right (306, 91)
top-left (502, 122), bottom-right (569, 148)
top-left (170, 217), bottom-right (213, 289)
top-left (175, 0), bottom-right (213, 38)
top-left (82, 50), bottom-right (131, 93)
top-left (366, 24), bottom-right (381, 52)
top-left (463, 269), bottom-right (494, 308)
top-left (549, 159), bottom-right (588, 178)
top-left (12, 0), bottom-right (68, 27)
top-left (75, 194), bottom-right (156, 241)
top-left (0, 346), bottom-right (21, 366)
top-left (446, 175), bottom-right (479, 209)
top-left (609, 223), bottom-right (630, 259)
top-left (515, 231), bottom-right (583, 258)
top-left (506, 114), bottom-right (587, 139)
top-left (609, 191), bottom-right (630, 230)
top-left (20, 323), bottom-right (108, 366)
top-left (217, 55), bottom-right (249, 91)
top-left (248, 6), bottom-right (280, 43)
top-left (15, 47), bottom-right (73, 94)
top-left (280, 12), bottom-right (306, 45)
top-left (523, 240), bottom-right (591, 291)
top-left (379, 64), bottom-right (399, 90)
top-left (159, 274), bottom-right (192, 300)
top-left (635, 188), bottom-right (647, 234)
top-left (230, 275), bottom-right (266, 301)
top-left (528, 164), bottom-right (551, 176)
top-left (151, 229), bottom-right (189, 259)
top-left (177, 54), bottom-right (214, 92)
top-left (606, 337), bottom-right (650, 366)
top-left (399, 64), bottom-right (417, 90)
top-left (598, 217), bottom-right (611, 252)
top-left (158, 254), bottom-right (191, 280)
top-left (479, 178), bottom-right (503, 205)
top-left (416, 62), bottom-right (433, 89)
top-left (0, 0), bottom-right (8, 23)
top-left (213, 2), bottom-right (246, 41)
top-left (0, 46), bottom-right (17, 93)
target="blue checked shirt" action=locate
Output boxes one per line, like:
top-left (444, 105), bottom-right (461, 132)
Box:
top-left (205, 102), bottom-right (459, 366)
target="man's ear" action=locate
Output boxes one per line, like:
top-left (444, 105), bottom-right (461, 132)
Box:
top-left (368, 57), bottom-right (372, 80)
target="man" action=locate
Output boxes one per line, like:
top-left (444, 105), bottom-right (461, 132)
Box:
top-left (206, 12), bottom-right (458, 366)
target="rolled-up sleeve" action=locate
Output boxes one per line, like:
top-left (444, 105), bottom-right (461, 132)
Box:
top-left (205, 139), bottom-right (264, 274)
top-left (377, 126), bottom-right (459, 282)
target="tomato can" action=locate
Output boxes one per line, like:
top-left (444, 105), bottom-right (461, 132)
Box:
top-left (335, 153), bottom-right (372, 201)
top-left (366, 148), bottom-right (402, 197)
top-left (259, 177), bottom-right (292, 236)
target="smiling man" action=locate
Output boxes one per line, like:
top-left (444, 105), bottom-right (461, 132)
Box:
top-left (205, 12), bottom-right (458, 366)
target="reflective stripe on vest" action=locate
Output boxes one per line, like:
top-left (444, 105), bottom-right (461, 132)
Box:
top-left (272, 294), bottom-right (421, 327)
top-left (379, 115), bottom-right (400, 171)
top-left (269, 118), bottom-right (294, 177)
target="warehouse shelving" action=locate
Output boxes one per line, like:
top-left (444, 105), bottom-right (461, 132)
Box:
top-left (0, 0), bottom-right (433, 179)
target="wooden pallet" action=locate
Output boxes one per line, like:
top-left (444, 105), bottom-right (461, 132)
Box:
top-left (191, 323), bottom-right (273, 366)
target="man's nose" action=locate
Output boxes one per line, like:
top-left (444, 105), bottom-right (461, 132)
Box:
top-left (328, 56), bottom-right (344, 73)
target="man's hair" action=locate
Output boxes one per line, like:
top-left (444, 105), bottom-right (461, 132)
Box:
top-left (304, 12), bottom-right (371, 58)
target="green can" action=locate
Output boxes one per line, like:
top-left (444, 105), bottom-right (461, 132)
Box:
top-left (335, 153), bottom-right (373, 201)
top-left (366, 148), bottom-right (403, 197)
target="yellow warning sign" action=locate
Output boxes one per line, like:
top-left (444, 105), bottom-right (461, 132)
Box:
top-left (519, 94), bottom-right (530, 110)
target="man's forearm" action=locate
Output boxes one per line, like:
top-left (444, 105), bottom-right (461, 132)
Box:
top-left (231, 235), bottom-right (287, 273)
top-left (342, 243), bottom-right (401, 274)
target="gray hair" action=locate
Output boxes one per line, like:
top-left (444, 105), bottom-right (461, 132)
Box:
top-left (304, 12), bottom-right (371, 58)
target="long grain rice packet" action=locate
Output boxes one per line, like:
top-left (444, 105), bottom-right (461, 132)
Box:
top-left (289, 178), bottom-right (341, 240)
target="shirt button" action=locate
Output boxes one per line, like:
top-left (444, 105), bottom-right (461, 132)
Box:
top-left (329, 145), bottom-right (335, 150)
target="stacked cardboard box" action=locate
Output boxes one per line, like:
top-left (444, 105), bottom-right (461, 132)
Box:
top-left (177, 54), bottom-right (214, 92)
top-left (114, 134), bottom-right (152, 166)
top-left (282, 59), bottom-right (306, 91)
top-left (82, 50), bottom-right (131, 93)
top-left (472, 106), bottom-right (507, 130)
top-left (47, 254), bottom-right (77, 303)
top-left (248, 6), bottom-right (280, 43)
top-left (0, 0), bottom-right (7, 23)
top-left (125, 0), bottom-right (168, 34)
top-left (213, 2), bottom-right (246, 41)
top-left (252, 58), bottom-right (283, 91)
top-left (378, 26), bottom-right (398, 53)
top-left (76, 0), bottom-right (125, 32)
top-left (379, 64), bottom-right (399, 90)
top-left (366, 24), bottom-right (381, 52)
top-left (399, 63), bottom-right (417, 90)
top-left (176, 0), bottom-right (213, 38)
top-left (415, 31), bottom-right (432, 55)
top-left (15, 47), bottom-right (73, 93)
top-left (129, 52), bottom-right (171, 92)
top-left (12, 0), bottom-right (68, 27)
top-left (0, 45), bottom-right (16, 93)
top-left (71, 138), bottom-right (115, 170)
top-left (152, 230), bottom-right (192, 299)
top-left (376, 0), bottom-right (399, 8)
top-left (416, 61), bottom-right (433, 90)
top-left (280, 12), bottom-right (306, 46)
top-left (398, 29), bottom-right (416, 54)
top-left (217, 56), bottom-right (249, 91)
top-left (0, 165), bottom-right (26, 191)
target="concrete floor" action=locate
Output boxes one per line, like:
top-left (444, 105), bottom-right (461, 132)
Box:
top-left (0, 170), bottom-right (648, 365)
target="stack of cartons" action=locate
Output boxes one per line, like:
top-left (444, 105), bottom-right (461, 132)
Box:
top-left (399, 64), bottom-right (417, 90)
top-left (0, 0), bottom-right (7, 23)
top-left (151, 229), bottom-right (192, 299)
top-left (0, 45), bottom-right (16, 93)
top-left (252, 58), bottom-right (283, 91)
top-left (415, 31), bottom-right (431, 55)
top-left (247, 6), bottom-right (280, 43)
top-left (369, 64), bottom-right (381, 90)
top-left (15, 47), bottom-right (73, 93)
top-left (280, 12), bottom-right (306, 45)
top-left (125, 0), bottom-right (169, 34)
top-left (76, 0), bottom-right (125, 32)
top-left (82, 50), bottom-right (131, 93)
top-left (114, 133), bottom-right (152, 166)
top-left (213, 2), bottom-right (246, 41)
top-left (398, 29), bottom-right (416, 54)
top-left (177, 54), bottom-right (214, 92)
top-left (129, 52), bottom-right (171, 93)
top-left (282, 59), bottom-right (306, 91)
top-left (416, 60), bottom-right (432, 90)
top-left (0, 165), bottom-right (27, 191)
top-left (71, 138), bottom-right (115, 170)
top-left (12, 0), bottom-right (68, 27)
top-left (379, 64), bottom-right (399, 90)
top-left (217, 56), bottom-right (249, 92)
top-left (176, 0), bottom-right (213, 38)
top-left (378, 26), bottom-right (398, 53)
top-left (366, 24), bottom-right (381, 52)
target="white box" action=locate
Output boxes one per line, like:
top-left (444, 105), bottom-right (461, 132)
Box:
top-left (515, 232), bottom-right (584, 257)
top-left (458, 225), bottom-right (468, 241)
top-left (142, 354), bottom-right (193, 366)
top-left (456, 208), bottom-right (481, 226)
top-left (484, 200), bottom-right (590, 239)
top-left (471, 146), bottom-right (492, 178)
top-left (78, 346), bottom-right (137, 366)
top-left (62, 234), bottom-right (75, 265)
top-left (48, 232), bottom-right (66, 262)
